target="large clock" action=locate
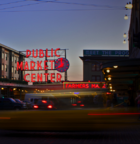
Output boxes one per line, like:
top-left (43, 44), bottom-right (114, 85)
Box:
top-left (55, 58), bottom-right (70, 72)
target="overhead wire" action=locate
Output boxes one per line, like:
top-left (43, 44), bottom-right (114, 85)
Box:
top-left (0, 0), bottom-right (128, 12)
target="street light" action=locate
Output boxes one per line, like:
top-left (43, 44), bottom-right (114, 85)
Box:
top-left (125, 2), bottom-right (133, 9)
top-left (108, 77), bottom-right (111, 81)
top-left (113, 65), bottom-right (118, 68)
top-left (106, 69), bottom-right (110, 73)
top-left (123, 40), bottom-right (126, 44)
top-left (123, 33), bottom-right (127, 38)
top-left (124, 15), bottom-right (128, 20)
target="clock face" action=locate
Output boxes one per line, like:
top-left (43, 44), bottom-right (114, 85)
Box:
top-left (55, 58), bottom-right (70, 72)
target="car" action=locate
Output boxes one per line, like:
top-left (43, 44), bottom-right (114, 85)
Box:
top-left (0, 98), bottom-right (23, 110)
top-left (71, 100), bottom-right (85, 108)
top-left (14, 99), bottom-right (27, 109)
top-left (23, 100), bottom-right (34, 109)
top-left (33, 100), bottom-right (55, 110)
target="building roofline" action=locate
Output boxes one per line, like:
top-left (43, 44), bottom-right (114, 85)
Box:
top-left (0, 43), bottom-right (25, 56)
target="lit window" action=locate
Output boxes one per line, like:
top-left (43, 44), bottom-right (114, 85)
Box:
top-left (12, 67), bottom-right (14, 73)
top-left (2, 52), bottom-right (4, 59)
top-left (12, 56), bottom-right (14, 62)
top-left (2, 64), bottom-right (4, 71)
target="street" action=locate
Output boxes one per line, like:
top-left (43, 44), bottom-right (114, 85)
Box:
top-left (0, 127), bottom-right (140, 144)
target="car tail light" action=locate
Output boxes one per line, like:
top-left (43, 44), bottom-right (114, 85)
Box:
top-left (80, 104), bottom-right (84, 107)
top-left (34, 105), bottom-right (38, 109)
top-left (77, 101), bottom-right (81, 103)
top-left (47, 105), bottom-right (53, 109)
top-left (42, 100), bottom-right (47, 103)
top-left (72, 104), bottom-right (77, 106)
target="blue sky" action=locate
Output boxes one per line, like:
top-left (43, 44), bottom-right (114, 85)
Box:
top-left (0, 0), bottom-right (132, 81)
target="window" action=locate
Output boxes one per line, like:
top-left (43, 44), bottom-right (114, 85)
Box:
top-left (5, 53), bottom-right (8, 61)
top-left (2, 64), bottom-right (4, 71)
top-left (92, 63), bottom-right (100, 71)
top-left (12, 67), bottom-right (14, 73)
top-left (92, 75), bottom-right (101, 82)
top-left (2, 52), bottom-right (4, 59)
top-left (5, 65), bottom-right (7, 72)
top-left (17, 57), bottom-right (19, 62)
top-left (15, 68), bottom-right (16, 74)
top-left (15, 57), bottom-right (17, 63)
top-left (12, 56), bottom-right (14, 62)
top-left (1, 75), bottom-right (4, 78)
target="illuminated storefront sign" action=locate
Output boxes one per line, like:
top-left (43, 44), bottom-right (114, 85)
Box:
top-left (63, 82), bottom-right (106, 89)
top-left (17, 48), bottom-right (70, 82)
top-left (84, 50), bottom-right (129, 56)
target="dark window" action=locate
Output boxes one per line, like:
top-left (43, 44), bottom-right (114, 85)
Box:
top-left (5, 65), bottom-right (7, 72)
top-left (5, 53), bottom-right (8, 61)
top-left (15, 57), bottom-right (17, 63)
top-left (92, 75), bottom-right (101, 82)
top-left (92, 63), bottom-right (100, 71)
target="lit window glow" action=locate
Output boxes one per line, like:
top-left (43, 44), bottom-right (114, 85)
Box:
top-left (113, 66), bottom-right (118, 68)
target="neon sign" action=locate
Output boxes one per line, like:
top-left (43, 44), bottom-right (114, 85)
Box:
top-left (17, 48), bottom-right (69, 82)
top-left (63, 82), bottom-right (106, 89)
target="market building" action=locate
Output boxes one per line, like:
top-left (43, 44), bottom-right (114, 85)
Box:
top-left (0, 43), bottom-right (27, 98)
top-left (100, 0), bottom-right (140, 107)
top-left (79, 49), bottom-right (129, 82)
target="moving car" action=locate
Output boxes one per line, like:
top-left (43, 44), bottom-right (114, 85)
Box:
top-left (14, 99), bottom-right (27, 109)
top-left (0, 98), bottom-right (23, 110)
top-left (71, 100), bottom-right (85, 108)
top-left (33, 100), bottom-right (55, 110)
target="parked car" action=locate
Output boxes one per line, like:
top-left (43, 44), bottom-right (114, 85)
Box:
top-left (33, 100), bottom-right (55, 110)
top-left (0, 98), bottom-right (23, 110)
top-left (23, 100), bottom-right (34, 109)
top-left (14, 99), bottom-right (27, 109)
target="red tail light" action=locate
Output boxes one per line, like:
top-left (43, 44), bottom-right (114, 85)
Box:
top-left (34, 105), bottom-right (38, 109)
top-left (72, 104), bottom-right (77, 106)
top-left (42, 100), bottom-right (47, 103)
top-left (77, 101), bottom-right (81, 103)
top-left (80, 104), bottom-right (84, 107)
top-left (47, 105), bottom-right (53, 109)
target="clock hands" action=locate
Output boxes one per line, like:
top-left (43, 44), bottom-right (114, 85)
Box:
top-left (58, 58), bottom-right (64, 68)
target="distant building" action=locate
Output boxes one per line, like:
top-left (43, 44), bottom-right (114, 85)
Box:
top-left (0, 43), bottom-right (25, 80)
top-left (129, 0), bottom-right (140, 58)
top-left (79, 50), bottom-right (129, 82)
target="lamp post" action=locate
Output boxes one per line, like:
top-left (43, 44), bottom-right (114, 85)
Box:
top-left (125, 2), bottom-right (133, 9)
top-left (123, 33), bottom-right (127, 38)
top-left (123, 40), bottom-right (126, 44)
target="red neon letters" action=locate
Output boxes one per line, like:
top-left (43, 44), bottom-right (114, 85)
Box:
top-left (23, 73), bottom-right (62, 82)
top-left (65, 83), bottom-right (106, 89)
top-left (18, 48), bottom-right (63, 82)
top-left (26, 48), bottom-right (60, 58)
